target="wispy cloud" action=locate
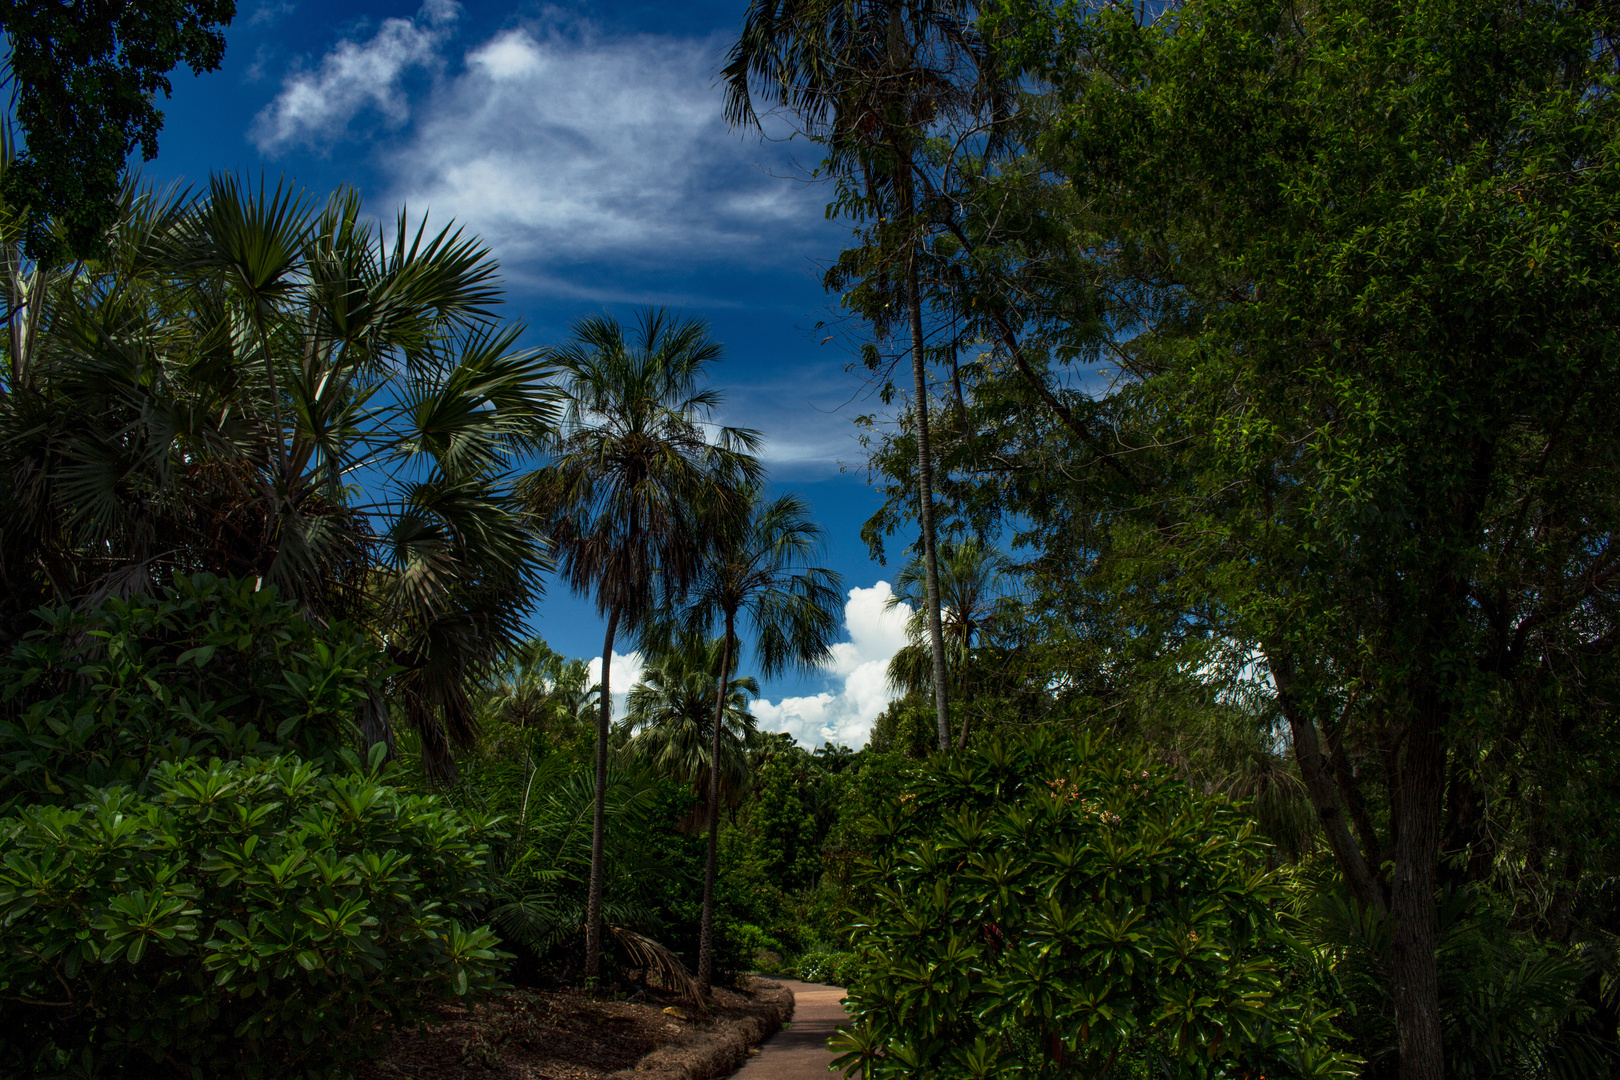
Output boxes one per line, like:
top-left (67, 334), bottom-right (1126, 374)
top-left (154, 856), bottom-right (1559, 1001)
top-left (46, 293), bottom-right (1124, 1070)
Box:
top-left (247, 1), bottom-right (297, 28)
top-left (379, 23), bottom-right (826, 266)
top-left (251, 1), bottom-right (460, 154)
top-left (718, 357), bottom-right (877, 475)
top-left (753, 581), bottom-right (910, 748)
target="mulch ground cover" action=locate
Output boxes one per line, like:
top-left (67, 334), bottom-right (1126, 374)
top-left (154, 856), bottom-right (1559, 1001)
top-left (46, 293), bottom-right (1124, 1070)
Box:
top-left (360, 982), bottom-right (770, 1080)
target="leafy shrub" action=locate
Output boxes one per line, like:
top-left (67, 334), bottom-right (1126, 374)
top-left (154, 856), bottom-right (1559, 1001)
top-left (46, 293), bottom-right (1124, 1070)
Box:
top-left (830, 730), bottom-right (1358, 1080)
top-left (0, 752), bottom-right (505, 1079)
top-left (0, 574), bottom-right (384, 813)
top-left (795, 948), bottom-right (859, 987)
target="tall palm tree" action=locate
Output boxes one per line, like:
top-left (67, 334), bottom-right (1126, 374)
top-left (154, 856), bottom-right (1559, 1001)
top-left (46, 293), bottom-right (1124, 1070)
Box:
top-left (681, 488), bottom-right (843, 992)
top-left (0, 170), bottom-right (556, 778)
top-left (522, 309), bottom-right (761, 982)
top-left (885, 537), bottom-right (1012, 738)
top-left (622, 633), bottom-right (761, 824)
top-left (722, 0), bottom-right (999, 750)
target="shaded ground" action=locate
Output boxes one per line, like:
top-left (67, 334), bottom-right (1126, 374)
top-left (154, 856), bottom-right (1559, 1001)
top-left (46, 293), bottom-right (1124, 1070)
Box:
top-left (731, 980), bottom-right (848, 1080)
top-left (361, 981), bottom-right (781, 1080)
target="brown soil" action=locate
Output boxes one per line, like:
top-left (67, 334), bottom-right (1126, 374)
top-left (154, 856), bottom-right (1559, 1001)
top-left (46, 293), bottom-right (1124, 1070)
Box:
top-left (360, 979), bottom-right (793, 1080)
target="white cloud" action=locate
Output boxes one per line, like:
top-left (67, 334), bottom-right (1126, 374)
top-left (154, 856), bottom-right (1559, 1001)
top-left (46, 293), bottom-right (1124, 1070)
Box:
top-left (587, 649), bottom-right (644, 721)
top-left (378, 24), bottom-right (825, 266)
top-left (251, 1), bottom-right (460, 154)
top-left (753, 581), bottom-right (912, 748)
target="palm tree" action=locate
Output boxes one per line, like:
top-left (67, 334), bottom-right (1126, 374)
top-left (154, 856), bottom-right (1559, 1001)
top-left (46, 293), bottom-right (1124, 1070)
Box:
top-left (722, 0), bottom-right (998, 750)
top-left (681, 488), bottom-right (843, 992)
top-left (482, 638), bottom-right (597, 736)
top-left (521, 309), bottom-right (761, 983)
top-left (0, 170), bottom-right (556, 778)
top-left (622, 633), bottom-right (761, 826)
top-left (885, 537), bottom-right (1013, 741)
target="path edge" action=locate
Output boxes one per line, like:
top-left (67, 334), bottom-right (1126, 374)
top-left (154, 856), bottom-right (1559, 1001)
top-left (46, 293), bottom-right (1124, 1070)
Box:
top-left (606, 978), bottom-right (795, 1080)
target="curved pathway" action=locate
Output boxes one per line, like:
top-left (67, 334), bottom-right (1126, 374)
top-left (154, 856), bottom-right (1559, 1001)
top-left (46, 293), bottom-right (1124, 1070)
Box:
top-left (734, 979), bottom-right (847, 1079)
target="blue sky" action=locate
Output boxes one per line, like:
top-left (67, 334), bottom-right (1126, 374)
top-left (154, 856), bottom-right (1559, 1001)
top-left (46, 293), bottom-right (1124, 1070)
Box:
top-left (139, 0), bottom-right (918, 746)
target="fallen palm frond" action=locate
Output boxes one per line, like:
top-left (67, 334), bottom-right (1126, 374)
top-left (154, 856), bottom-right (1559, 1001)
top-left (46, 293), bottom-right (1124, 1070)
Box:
top-left (610, 925), bottom-right (706, 1013)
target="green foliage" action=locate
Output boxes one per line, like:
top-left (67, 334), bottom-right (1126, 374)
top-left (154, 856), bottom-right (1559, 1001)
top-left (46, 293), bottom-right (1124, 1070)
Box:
top-left (796, 947), bottom-right (860, 987)
top-left (0, 573), bottom-right (382, 813)
top-left (1302, 883), bottom-right (1615, 1079)
top-left (0, 752), bottom-right (504, 1079)
top-left (624, 632), bottom-right (761, 811)
top-left (867, 694), bottom-right (942, 759)
top-left (0, 0), bottom-right (236, 262)
top-left (748, 753), bottom-right (821, 891)
top-left (832, 730), bottom-right (1357, 1080)
top-left (835, 0), bottom-right (1620, 1069)
top-left (0, 176), bottom-right (555, 777)
top-left (472, 751), bottom-right (713, 981)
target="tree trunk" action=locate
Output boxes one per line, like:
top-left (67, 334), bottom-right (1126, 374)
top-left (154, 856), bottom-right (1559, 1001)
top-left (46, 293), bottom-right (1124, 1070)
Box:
top-left (1392, 703), bottom-right (1446, 1080)
top-left (696, 613), bottom-right (735, 994)
top-left (584, 603), bottom-right (621, 985)
top-left (1267, 646), bottom-right (1387, 916)
top-left (898, 158), bottom-right (951, 752)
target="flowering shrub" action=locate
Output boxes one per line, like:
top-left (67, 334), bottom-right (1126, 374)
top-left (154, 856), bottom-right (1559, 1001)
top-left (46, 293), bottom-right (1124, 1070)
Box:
top-left (0, 753), bottom-right (505, 1079)
top-left (831, 730), bottom-right (1358, 1079)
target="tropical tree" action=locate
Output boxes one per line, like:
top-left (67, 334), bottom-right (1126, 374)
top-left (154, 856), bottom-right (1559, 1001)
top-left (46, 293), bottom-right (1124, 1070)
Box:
top-left (481, 638), bottom-right (598, 737)
top-left (623, 632), bottom-right (761, 821)
top-left (681, 488), bottom-right (843, 992)
top-left (0, 171), bottom-right (556, 778)
top-left (877, 1), bottom-right (1620, 1075)
top-left (884, 536), bottom-right (1011, 700)
top-left (521, 308), bottom-right (760, 982)
top-left (0, 1), bottom-right (236, 262)
top-left (723, 0), bottom-right (1004, 750)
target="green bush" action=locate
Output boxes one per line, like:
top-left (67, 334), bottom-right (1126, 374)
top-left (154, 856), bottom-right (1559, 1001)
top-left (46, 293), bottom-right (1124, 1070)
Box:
top-left (0, 752), bottom-right (505, 1079)
top-left (830, 730), bottom-right (1358, 1080)
top-left (0, 574), bottom-right (383, 813)
top-left (795, 948), bottom-right (859, 987)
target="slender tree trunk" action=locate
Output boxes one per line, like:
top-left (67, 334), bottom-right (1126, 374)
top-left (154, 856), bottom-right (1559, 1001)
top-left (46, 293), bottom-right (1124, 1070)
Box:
top-left (584, 603), bottom-right (621, 985)
top-left (1392, 701), bottom-right (1446, 1080)
top-left (898, 159), bottom-right (951, 751)
top-left (1267, 646), bottom-right (1387, 916)
top-left (697, 613), bottom-right (735, 994)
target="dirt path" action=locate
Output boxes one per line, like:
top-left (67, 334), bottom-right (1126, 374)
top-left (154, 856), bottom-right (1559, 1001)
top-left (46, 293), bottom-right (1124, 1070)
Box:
top-left (730, 979), bottom-right (847, 1080)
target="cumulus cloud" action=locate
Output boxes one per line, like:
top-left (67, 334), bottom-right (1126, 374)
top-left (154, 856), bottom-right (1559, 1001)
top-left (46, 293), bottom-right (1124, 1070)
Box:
top-left (378, 24), bottom-right (825, 265)
top-left (251, 1), bottom-right (460, 154)
top-left (753, 582), bottom-right (911, 748)
top-left (586, 649), bottom-right (644, 721)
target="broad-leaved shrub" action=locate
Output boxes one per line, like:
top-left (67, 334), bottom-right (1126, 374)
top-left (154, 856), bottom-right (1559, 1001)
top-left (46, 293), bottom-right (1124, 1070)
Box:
top-left (831, 730), bottom-right (1358, 1079)
top-left (0, 574), bottom-right (383, 812)
top-left (0, 753), bottom-right (504, 1079)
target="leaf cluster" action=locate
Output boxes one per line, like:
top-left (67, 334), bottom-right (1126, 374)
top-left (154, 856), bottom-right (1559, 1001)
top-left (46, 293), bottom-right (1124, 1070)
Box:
top-left (0, 572), bottom-right (382, 815)
top-left (0, 751), bottom-right (504, 1079)
top-left (833, 728), bottom-right (1358, 1079)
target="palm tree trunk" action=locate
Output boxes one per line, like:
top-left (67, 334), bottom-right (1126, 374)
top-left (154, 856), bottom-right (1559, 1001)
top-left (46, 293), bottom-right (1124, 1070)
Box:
top-left (697, 613), bottom-right (735, 994)
top-left (899, 158), bottom-right (951, 752)
top-left (584, 602), bottom-right (621, 985)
